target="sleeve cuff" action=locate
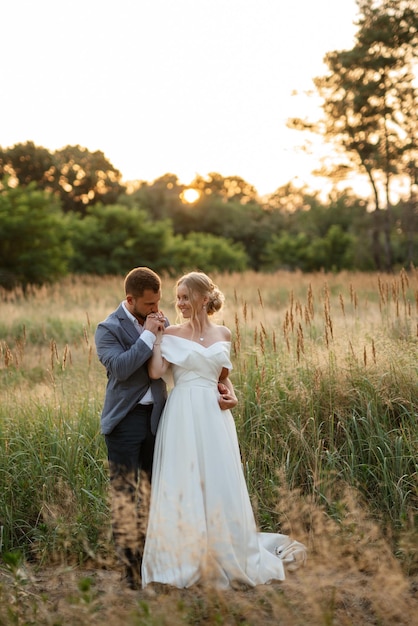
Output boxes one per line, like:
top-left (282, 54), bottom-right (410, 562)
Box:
top-left (140, 329), bottom-right (157, 350)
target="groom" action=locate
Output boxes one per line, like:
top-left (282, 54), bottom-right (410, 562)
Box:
top-left (95, 267), bottom-right (169, 590)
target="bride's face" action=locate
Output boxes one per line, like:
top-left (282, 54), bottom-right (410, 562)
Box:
top-left (176, 284), bottom-right (193, 318)
top-left (176, 284), bottom-right (203, 319)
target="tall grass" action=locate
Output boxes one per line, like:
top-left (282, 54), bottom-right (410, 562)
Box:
top-left (228, 270), bottom-right (417, 529)
top-left (0, 270), bottom-right (417, 624)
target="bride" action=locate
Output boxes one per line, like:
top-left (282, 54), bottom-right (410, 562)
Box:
top-left (141, 271), bottom-right (306, 589)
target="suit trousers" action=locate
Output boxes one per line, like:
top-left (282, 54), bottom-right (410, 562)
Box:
top-left (104, 404), bottom-right (155, 578)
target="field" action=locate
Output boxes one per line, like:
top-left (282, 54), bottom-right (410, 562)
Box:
top-left (0, 269), bottom-right (417, 625)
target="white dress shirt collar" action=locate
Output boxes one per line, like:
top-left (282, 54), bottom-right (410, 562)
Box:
top-left (122, 301), bottom-right (143, 334)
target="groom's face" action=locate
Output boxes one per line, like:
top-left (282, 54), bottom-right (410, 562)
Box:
top-left (126, 289), bottom-right (161, 323)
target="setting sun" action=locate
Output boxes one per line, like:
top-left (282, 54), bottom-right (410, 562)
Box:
top-left (181, 188), bottom-right (200, 204)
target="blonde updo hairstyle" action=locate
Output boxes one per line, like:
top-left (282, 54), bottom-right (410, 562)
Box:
top-left (176, 272), bottom-right (225, 320)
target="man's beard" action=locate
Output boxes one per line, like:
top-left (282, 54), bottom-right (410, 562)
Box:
top-left (134, 311), bottom-right (147, 323)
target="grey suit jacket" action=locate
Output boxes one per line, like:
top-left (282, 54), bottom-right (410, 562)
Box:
top-left (95, 303), bottom-right (168, 435)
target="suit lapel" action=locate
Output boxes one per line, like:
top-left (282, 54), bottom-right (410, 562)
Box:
top-left (116, 303), bottom-right (139, 343)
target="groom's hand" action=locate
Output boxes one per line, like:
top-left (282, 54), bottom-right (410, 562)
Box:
top-left (145, 312), bottom-right (165, 334)
top-left (218, 383), bottom-right (238, 410)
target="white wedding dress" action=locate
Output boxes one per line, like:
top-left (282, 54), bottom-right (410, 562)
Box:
top-left (141, 336), bottom-right (305, 589)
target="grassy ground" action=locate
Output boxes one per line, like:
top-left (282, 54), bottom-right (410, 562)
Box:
top-left (0, 269), bottom-right (417, 624)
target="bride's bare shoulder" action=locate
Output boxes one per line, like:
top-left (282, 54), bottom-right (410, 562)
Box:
top-left (164, 324), bottom-right (185, 337)
top-left (218, 325), bottom-right (232, 341)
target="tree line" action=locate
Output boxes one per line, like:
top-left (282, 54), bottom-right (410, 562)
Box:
top-left (289, 0), bottom-right (417, 271)
top-left (0, 0), bottom-right (416, 289)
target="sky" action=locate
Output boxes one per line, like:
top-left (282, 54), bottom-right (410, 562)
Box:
top-left (1, 0), bottom-right (360, 197)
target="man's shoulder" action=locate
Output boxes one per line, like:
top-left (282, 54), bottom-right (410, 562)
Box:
top-left (103, 303), bottom-right (126, 320)
top-left (96, 304), bottom-right (126, 331)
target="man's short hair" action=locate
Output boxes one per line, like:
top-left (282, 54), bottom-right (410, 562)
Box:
top-left (124, 267), bottom-right (161, 297)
